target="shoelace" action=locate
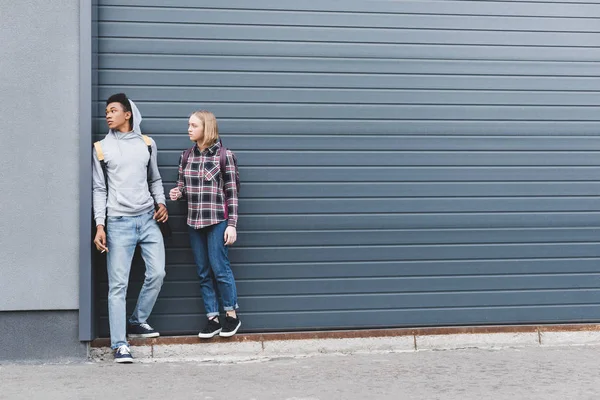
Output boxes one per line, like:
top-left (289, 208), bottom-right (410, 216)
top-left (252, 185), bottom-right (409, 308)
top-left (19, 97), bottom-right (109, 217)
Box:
top-left (118, 345), bottom-right (130, 355)
top-left (139, 323), bottom-right (153, 331)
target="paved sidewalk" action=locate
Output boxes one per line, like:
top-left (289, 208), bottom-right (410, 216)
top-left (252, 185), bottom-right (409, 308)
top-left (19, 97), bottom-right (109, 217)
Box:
top-left (2, 345), bottom-right (600, 400)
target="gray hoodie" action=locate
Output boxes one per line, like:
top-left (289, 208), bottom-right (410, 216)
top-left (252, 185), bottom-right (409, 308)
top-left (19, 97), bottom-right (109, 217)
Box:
top-left (92, 101), bottom-right (166, 226)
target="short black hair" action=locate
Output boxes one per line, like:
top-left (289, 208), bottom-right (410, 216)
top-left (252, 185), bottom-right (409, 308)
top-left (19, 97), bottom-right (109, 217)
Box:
top-left (106, 93), bottom-right (134, 127)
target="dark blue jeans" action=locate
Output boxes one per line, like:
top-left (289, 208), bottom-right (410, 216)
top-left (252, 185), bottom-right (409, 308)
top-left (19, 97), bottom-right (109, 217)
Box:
top-left (188, 221), bottom-right (239, 317)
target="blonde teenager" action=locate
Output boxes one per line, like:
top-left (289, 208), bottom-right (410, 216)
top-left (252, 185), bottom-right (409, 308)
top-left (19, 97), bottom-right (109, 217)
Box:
top-left (169, 111), bottom-right (241, 337)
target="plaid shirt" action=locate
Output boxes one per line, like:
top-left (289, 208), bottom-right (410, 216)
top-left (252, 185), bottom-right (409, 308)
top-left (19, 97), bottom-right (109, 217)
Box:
top-left (177, 141), bottom-right (239, 229)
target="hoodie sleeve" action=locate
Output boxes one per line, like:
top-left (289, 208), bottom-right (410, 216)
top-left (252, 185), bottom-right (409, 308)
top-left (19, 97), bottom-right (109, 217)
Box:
top-left (148, 138), bottom-right (166, 205)
top-left (92, 146), bottom-right (107, 227)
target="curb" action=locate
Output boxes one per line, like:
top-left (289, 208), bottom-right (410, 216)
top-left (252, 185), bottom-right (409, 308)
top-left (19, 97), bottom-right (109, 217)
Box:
top-left (89, 324), bottom-right (600, 363)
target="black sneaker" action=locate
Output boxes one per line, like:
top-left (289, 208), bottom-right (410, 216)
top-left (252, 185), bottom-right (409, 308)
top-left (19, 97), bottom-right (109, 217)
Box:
top-left (219, 315), bottom-right (241, 338)
top-left (198, 317), bottom-right (222, 339)
top-left (114, 345), bottom-right (133, 363)
top-left (127, 322), bottom-right (160, 338)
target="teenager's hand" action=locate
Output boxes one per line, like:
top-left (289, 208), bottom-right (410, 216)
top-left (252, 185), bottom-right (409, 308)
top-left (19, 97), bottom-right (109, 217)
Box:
top-left (94, 226), bottom-right (108, 253)
top-left (224, 226), bottom-right (237, 246)
top-left (169, 187), bottom-right (182, 201)
top-left (154, 203), bottom-right (169, 223)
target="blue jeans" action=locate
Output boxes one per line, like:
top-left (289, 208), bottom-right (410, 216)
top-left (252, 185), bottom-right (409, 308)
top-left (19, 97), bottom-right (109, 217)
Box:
top-left (106, 210), bottom-right (166, 349)
top-left (188, 221), bottom-right (239, 317)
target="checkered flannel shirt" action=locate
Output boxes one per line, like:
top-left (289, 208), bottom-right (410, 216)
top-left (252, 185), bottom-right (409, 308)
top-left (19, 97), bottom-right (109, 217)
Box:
top-left (177, 141), bottom-right (238, 229)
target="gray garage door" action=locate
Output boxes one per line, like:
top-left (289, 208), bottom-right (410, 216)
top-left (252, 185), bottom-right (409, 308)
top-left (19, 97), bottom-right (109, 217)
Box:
top-left (95, 0), bottom-right (600, 336)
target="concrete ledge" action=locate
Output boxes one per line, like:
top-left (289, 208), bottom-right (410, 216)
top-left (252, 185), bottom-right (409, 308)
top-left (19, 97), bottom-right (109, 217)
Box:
top-left (153, 342), bottom-right (263, 359)
top-left (90, 345), bottom-right (152, 362)
top-left (540, 331), bottom-right (600, 346)
top-left (262, 336), bottom-right (415, 357)
top-left (416, 332), bottom-right (538, 350)
top-left (89, 324), bottom-right (600, 363)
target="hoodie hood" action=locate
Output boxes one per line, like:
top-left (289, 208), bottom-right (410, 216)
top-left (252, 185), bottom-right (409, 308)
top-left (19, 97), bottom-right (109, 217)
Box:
top-left (129, 99), bottom-right (142, 134)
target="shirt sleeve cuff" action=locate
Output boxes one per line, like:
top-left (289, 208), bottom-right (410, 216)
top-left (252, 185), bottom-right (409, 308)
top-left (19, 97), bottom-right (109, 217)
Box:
top-left (227, 220), bottom-right (237, 228)
top-left (96, 218), bottom-right (105, 227)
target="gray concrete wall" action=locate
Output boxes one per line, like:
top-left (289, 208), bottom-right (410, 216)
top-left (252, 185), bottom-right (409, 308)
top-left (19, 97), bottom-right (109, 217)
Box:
top-left (0, 0), bottom-right (80, 311)
top-left (0, 311), bottom-right (87, 361)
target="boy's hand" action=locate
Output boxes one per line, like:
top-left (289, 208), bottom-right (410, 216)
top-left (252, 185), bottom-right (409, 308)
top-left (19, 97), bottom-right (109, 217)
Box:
top-left (154, 203), bottom-right (169, 223)
top-left (94, 226), bottom-right (108, 253)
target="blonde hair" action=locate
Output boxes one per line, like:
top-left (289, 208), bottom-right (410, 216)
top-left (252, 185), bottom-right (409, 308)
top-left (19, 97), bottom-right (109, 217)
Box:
top-left (191, 110), bottom-right (219, 147)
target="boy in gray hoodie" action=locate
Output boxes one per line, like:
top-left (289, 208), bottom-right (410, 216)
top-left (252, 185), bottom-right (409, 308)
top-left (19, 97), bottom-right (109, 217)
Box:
top-left (92, 93), bottom-right (168, 363)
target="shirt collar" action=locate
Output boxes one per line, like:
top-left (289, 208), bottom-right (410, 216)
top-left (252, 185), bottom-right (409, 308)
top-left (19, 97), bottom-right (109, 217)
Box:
top-left (206, 141), bottom-right (220, 155)
top-left (193, 141), bottom-right (220, 156)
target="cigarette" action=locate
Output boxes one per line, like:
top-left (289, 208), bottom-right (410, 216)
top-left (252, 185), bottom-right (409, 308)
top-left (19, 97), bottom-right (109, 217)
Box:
top-left (101, 249), bottom-right (106, 253)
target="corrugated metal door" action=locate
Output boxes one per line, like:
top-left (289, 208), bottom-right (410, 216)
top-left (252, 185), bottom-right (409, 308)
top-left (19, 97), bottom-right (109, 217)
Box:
top-left (96, 0), bottom-right (600, 336)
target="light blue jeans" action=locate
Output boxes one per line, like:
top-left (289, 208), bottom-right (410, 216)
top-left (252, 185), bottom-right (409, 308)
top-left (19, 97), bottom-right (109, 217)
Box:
top-left (188, 221), bottom-right (239, 317)
top-left (106, 210), bottom-right (166, 349)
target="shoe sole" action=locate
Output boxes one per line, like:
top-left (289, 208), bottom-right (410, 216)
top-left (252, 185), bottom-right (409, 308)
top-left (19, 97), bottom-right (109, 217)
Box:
top-left (219, 321), bottom-right (241, 338)
top-left (127, 332), bottom-right (160, 338)
top-left (114, 358), bottom-right (134, 364)
top-left (198, 329), bottom-right (222, 339)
